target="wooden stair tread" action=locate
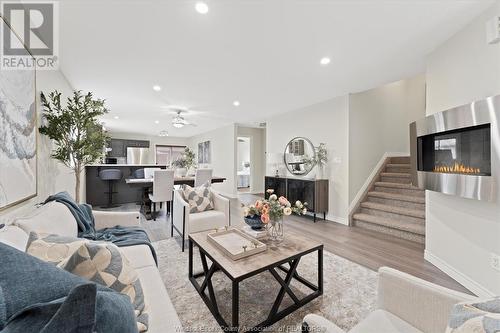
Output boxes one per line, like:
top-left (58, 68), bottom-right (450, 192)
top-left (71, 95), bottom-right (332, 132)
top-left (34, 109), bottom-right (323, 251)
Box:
top-left (368, 191), bottom-right (425, 204)
top-left (380, 172), bottom-right (410, 178)
top-left (353, 213), bottom-right (425, 235)
top-left (361, 201), bottom-right (425, 219)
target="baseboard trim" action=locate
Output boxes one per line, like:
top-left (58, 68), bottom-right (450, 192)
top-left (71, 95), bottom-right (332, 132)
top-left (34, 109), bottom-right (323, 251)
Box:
top-left (424, 250), bottom-right (494, 297)
top-left (328, 215), bottom-right (348, 225)
top-left (301, 212), bottom-right (348, 225)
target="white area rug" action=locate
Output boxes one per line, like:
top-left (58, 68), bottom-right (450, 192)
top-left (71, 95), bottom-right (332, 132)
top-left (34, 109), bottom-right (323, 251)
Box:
top-left (154, 238), bottom-right (377, 332)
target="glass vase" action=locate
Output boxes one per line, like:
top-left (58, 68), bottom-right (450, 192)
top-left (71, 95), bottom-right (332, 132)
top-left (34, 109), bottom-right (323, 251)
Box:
top-left (267, 217), bottom-right (284, 243)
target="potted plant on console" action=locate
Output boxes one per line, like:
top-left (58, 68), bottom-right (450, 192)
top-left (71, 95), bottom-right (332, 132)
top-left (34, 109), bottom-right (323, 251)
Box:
top-left (39, 90), bottom-right (108, 203)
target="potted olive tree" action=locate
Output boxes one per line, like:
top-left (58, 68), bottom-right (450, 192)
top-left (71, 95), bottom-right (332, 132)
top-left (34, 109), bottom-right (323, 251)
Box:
top-left (39, 90), bottom-right (108, 202)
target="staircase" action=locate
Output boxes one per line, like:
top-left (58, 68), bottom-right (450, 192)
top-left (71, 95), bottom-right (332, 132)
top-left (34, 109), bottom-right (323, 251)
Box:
top-left (352, 156), bottom-right (426, 244)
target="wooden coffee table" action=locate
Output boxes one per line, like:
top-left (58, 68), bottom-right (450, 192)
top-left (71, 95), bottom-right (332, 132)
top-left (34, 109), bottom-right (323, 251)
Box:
top-left (188, 229), bottom-right (323, 332)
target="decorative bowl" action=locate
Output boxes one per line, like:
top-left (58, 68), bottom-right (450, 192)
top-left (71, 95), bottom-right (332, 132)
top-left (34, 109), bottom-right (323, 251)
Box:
top-left (244, 215), bottom-right (265, 230)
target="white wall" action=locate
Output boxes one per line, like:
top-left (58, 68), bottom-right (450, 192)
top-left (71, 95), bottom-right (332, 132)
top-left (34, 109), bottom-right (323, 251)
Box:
top-left (1, 70), bottom-right (77, 222)
top-left (108, 132), bottom-right (189, 164)
top-left (348, 75), bottom-right (426, 202)
top-left (425, 1), bottom-right (500, 296)
top-left (188, 124), bottom-right (237, 197)
top-left (266, 95), bottom-right (349, 224)
top-left (236, 126), bottom-right (266, 193)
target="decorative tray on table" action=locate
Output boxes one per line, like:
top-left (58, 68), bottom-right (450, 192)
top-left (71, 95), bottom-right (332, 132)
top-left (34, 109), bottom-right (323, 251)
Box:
top-left (207, 228), bottom-right (267, 260)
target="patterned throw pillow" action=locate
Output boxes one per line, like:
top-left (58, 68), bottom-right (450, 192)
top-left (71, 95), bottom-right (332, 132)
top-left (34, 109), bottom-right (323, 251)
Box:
top-left (446, 297), bottom-right (500, 333)
top-left (26, 232), bottom-right (87, 265)
top-left (26, 233), bottom-right (148, 332)
top-left (182, 182), bottom-right (214, 213)
top-left (59, 242), bottom-right (149, 332)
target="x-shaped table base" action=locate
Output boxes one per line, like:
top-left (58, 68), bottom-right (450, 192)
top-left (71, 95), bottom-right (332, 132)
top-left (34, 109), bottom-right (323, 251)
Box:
top-left (189, 239), bottom-right (323, 332)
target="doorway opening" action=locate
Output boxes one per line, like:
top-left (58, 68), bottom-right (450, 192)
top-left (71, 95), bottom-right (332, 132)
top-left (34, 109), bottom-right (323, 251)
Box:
top-left (237, 137), bottom-right (251, 193)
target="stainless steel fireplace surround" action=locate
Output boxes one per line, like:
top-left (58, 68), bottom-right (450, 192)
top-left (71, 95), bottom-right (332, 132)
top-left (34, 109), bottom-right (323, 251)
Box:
top-left (411, 95), bottom-right (499, 202)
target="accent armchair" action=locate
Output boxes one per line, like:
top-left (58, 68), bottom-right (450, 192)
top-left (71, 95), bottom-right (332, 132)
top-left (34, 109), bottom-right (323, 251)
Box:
top-left (171, 189), bottom-right (230, 251)
top-left (302, 267), bottom-right (476, 333)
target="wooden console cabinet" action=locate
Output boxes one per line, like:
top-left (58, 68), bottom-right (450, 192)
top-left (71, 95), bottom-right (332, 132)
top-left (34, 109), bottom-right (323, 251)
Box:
top-left (264, 176), bottom-right (329, 222)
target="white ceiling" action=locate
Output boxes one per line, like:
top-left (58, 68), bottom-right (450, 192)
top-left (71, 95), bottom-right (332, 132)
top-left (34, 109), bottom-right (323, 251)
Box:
top-left (58, 0), bottom-right (493, 137)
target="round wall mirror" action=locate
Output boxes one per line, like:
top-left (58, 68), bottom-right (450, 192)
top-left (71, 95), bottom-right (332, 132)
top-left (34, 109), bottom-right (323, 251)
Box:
top-left (284, 137), bottom-right (316, 176)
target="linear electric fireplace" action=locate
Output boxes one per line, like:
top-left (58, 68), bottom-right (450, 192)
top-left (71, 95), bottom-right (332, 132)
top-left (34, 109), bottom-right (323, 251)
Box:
top-left (418, 124), bottom-right (491, 176)
top-left (411, 95), bottom-right (499, 202)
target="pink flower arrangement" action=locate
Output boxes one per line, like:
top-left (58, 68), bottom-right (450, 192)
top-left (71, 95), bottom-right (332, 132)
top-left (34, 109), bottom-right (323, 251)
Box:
top-left (243, 189), bottom-right (308, 223)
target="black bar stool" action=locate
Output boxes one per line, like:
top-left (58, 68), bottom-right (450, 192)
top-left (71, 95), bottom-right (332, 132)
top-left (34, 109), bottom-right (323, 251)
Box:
top-left (99, 169), bottom-right (123, 208)
top-left (132, 168), bottom-right (147, 206)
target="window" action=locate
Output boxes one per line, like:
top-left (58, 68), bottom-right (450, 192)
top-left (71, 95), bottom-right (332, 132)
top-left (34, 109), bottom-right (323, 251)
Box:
top-left (155, 145), bottom-right (186, 166)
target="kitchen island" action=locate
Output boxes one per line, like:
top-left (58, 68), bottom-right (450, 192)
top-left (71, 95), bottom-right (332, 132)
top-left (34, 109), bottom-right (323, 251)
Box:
top-left (86, 164), bottom-right (167, 207)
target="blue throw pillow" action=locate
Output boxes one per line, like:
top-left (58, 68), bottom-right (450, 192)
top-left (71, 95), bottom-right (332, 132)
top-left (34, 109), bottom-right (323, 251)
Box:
top-left (0, 243), bottom-right (138, 333)
top-left (3, 283), bottom-right (97, 333)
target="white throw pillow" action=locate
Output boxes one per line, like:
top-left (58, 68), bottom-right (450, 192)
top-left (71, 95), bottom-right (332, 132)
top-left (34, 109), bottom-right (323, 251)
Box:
top-left (0, 225), bottom-right (29, 251)
top-left (14, 202), bottom-right (78, 237)
top-left (26, 232), bottom-right (87, 265)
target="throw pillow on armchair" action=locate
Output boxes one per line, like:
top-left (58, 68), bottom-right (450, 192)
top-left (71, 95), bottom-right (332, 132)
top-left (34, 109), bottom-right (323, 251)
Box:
top-left (182, 182), bottom-right (214, 213)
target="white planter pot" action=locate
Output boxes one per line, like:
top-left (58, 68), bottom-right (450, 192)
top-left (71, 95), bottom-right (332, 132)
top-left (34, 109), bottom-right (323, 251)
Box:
top-left (176, 167), bottom-right (187, 177)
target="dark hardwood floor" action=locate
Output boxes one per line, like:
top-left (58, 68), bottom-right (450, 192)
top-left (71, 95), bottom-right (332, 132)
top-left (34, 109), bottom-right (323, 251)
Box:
top-left (130, 192), bottom-right (471, 295)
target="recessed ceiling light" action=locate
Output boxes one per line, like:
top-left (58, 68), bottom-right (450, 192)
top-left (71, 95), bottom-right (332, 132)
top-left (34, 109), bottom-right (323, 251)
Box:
top-left (113, 115), bottom-right (119, 120)
top-left (153, 85), bottom-right (161, 92)
top-left (320, 57), bottom-right (331, 65)
top-left (233, 100), bottom-right (240, 107)
top-left (154, 120), bottom-right (159, 124)
top-left (195, 2), bottom-right (209, 14)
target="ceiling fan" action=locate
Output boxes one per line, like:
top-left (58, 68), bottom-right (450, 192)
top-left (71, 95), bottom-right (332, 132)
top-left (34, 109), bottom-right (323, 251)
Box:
top-left (171, 110), bottom-right (197, 128)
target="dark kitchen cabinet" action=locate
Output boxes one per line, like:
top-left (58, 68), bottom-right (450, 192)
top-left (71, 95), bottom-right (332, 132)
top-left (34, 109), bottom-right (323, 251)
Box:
top-left (264, 176), bottom-right (329, 222)
top-left (125, 140), bottom-right (149, 148)
top-left (107, 139), bottom-right (150, 157)
top-left (108, 139), bottom-right (125, 157)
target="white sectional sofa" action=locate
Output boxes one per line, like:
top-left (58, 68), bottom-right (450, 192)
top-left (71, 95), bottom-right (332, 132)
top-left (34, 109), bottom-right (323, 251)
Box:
top-left (0, 201), bottom-right (183, 333)
top-left (303, 267), bottom-right (476, 333)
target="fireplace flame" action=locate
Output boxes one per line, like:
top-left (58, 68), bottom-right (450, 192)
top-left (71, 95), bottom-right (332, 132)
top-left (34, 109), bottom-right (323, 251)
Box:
top-left (433, 163), bottom-right (481, 174)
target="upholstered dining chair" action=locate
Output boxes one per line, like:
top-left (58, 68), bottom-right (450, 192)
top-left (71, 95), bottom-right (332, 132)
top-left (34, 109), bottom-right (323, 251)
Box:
top-left (149, 170), bottom-right (175, 221)
top-left (171, 187), bottom-right (230, 251)
top-left (144, 167), bottom-right (161, 179)
top-left (194, 168), bottom-right (213, 187)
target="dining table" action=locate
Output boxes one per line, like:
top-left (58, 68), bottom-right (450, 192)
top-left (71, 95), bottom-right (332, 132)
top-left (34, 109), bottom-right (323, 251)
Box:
top-left (125, 176), bottom-right (226, 187)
